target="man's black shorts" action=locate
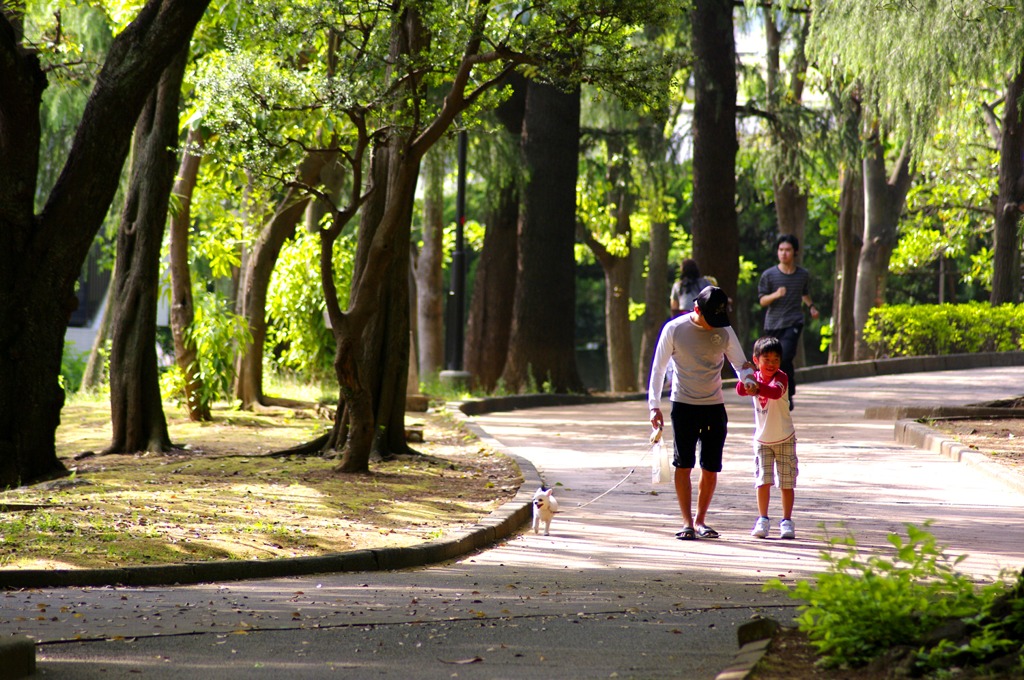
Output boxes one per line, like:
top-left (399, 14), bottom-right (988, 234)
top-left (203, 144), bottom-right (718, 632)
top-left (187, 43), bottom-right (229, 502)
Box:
top-left (669, 401), bottom-right (728, 472)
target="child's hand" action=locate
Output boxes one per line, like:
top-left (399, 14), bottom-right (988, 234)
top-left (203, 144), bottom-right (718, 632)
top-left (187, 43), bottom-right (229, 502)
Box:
top-left (743, 382), bottom-right (758, 395)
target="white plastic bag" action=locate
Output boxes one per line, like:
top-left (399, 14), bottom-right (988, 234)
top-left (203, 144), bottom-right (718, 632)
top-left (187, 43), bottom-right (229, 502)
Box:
top-left (651, 428), bottom-right (671, 484)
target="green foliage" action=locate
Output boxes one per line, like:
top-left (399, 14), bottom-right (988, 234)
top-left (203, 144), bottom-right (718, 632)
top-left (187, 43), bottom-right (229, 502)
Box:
top-left (887, 98), bottom-right (999, 303)
top-left (28, 1), bottom-right (126, 233)
top-left (161, 290), bottom-right (252, 410)
top-left (809, 0), bottom-right (1024, 150)
top-left (916, 569), bottom-right (1024, 675)
top-left (60, 345), bottom-right (89, 394)
top-left (441, 219), bottom-right (486, 262)
top-left (862, 303), bottom-right (1024, 358)
top-left (266, 228), bottom-right (353, 381)
top-left (189, 290), bottom-right (252, 401)
top-left (766, 523), bottom-right (995, 669)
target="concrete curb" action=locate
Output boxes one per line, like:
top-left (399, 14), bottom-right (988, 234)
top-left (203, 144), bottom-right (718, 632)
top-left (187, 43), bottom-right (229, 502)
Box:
top-left (453, 351), bottom-right (1024, 417)
top-left (795, 350), bottom-right (1024, 385)
top-left (0, 446), bottom-right (543, 590)
top-left (895, 419), bottom-right (1024, 496)
top-left (714, 618), bottom-right (781, 680)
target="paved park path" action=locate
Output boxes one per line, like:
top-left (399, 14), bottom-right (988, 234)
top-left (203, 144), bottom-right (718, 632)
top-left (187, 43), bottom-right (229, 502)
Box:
top-left (2, 366), bottom-right (1023, 679)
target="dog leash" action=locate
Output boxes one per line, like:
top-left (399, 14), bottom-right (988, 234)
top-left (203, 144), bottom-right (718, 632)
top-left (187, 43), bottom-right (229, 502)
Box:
top-left (575, 427), bottom-right (663, 510)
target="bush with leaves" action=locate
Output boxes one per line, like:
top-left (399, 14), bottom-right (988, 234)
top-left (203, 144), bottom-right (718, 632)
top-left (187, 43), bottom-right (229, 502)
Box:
top-left (160, 290), bottom-right (252, 411)
top-left (60, 344), bottom-right (89, 394)
top-left (265, 228), bottom-right (352, 383)
top-left (863, 303), bottom-right (1024, 358)
top-left (916, 568), bottom-right (1024, 677)
top-left (766, 523), bottom-right (1008, 670)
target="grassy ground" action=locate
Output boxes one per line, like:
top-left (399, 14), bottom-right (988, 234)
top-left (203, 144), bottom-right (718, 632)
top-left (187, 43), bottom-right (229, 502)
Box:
top-left (0, 392), bottom-right (521, 570)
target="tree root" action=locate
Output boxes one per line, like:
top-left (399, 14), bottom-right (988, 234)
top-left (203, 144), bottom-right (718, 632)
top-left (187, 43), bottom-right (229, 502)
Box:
top-left (267, 432), bottom-right (331, 458)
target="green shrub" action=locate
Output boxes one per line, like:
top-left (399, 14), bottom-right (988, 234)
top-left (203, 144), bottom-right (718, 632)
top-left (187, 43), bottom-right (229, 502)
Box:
top-left (862, 302), bottom-right (1024, 358)
top-left (60, 344), bottom-right (89, 394)
top-left (916, 568), bottom-right (1024, 676)
top-left (766, 523), bottom-right (1004, 669)
top-left (160, 290), bottom-right (252, 411)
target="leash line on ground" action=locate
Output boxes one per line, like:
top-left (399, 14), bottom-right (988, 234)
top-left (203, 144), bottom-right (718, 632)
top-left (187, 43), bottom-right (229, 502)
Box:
top-left (574, 438), bottom-right (660, 510)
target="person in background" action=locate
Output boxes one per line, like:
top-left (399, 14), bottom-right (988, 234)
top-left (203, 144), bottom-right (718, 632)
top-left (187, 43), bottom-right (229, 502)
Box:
top-left (757, 234), bottom-right (819, 409)
top-left (669, 258), bottom-right (711, 318)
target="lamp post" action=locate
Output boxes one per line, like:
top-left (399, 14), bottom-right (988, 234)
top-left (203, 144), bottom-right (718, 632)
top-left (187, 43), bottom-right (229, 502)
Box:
top-left (440, 129), bottom-right (471, 388)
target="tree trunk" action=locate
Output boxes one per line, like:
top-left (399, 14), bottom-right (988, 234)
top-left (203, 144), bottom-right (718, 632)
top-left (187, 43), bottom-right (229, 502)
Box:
top-left (464, 79), bottom-right (525, 392)
top-left (502, 80), bottom-right (584, 394)
top-left (234, 152), bottom-right (328, 408)
top-left (990, 60), bottom-right (1024, 304)
top-left (329, 137), bottom-right (420, 471)
top-left (321, 3), bottom-right (497, 471)
top-left (690, 0), bottom-right (739, 302)
top-left (853, 135), bottom-right (913, 360)
top-left (764, 7), bottom-right (810, 253)
top-left (168, 127), bottom-right (210, 421)
top-left (601, 251), bottom-right (635, 392)
top-left (106, 46), bottom-right (190, 453)
top-left (774, 182), bottom-right (808, 253)
top-left (414, 143), bottom-right (446, 381)
top-left (465, 181), bottom-right (518, 392)
top-left (638, 218), bottom-right (670, 388)
top-left (0, 0), bottom-right (210, 487)
top-left (81, 279), bottom-right (113, 391)
top-left (356, 145), bottom-right (416, 462)
top-left (581, 176), bottom-right (636, 393)
top-left (831, 164), bottom-right (863, 363)
top-left (328, 7), bottom-right (429, 471)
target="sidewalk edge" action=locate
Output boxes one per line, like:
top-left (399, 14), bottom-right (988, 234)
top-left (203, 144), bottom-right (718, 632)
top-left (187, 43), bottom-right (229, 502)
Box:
top-left (895, 419), bottom-right (1024, 496)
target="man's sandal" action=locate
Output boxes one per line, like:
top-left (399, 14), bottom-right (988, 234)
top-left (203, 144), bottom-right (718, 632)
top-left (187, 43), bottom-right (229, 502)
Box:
top-left (695, 525), bottom-right (720, 539)
top-left (675, 527), bottom-right (696, 540)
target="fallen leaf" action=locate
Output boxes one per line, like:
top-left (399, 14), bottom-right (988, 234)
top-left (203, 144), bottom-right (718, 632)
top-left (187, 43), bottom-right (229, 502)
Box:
top-left (438, 656), bottom-right (483, 665)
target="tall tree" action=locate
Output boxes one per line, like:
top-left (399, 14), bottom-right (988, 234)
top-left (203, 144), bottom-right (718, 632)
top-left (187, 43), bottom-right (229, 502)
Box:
top-left (825, 84), bottom-right (863, 363)
top-left (578, 130), bottom-right (638, 393)
top-left (168, 128), bottom-right (210, 421)
top-left (832, 163), bottom-right (864, 363)
top-left (234, 153), bottom-right (329, 408)
top-left (990, 61), bottom-right (1024, 303)
top-left (502, 80), bottom-right (585, 393)
top-left (633, 19), bottom-right (691, 389)
top-left (464, 76), bottom-right (526, 392)
top-left (107, 44), bottom-right (191, 453)
top-left (690, 0), bottom-right (739, 301)
top-left (464, 174), bottom-right (518, 392)
top-left (853, 133), bottom-right (914, 359)
top-left (0, 0), bottom-right (210, 487)
top-left (760, 7), bottom-right (812, 247)
top-left (639, 216), bottom-right (671, 387)
top-left (809, 0), bottom-right (1024, 304)
top-left (413, 143), bottom-right (446, 382)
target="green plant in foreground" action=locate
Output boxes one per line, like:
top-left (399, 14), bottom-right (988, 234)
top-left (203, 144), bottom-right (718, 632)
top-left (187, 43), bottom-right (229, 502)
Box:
top-left (766, 523), bottom-right (1004, 669)
top-left (915, 568), bottom-right (1024, 677)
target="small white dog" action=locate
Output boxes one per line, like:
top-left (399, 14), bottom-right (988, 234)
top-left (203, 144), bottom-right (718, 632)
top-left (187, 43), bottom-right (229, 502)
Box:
top-left (532, 487), bottom-right (559, 536)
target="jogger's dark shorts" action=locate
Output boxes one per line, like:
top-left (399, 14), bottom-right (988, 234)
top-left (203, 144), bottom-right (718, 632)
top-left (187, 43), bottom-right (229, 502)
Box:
top-left (670, 401), bottom-right (728, 472)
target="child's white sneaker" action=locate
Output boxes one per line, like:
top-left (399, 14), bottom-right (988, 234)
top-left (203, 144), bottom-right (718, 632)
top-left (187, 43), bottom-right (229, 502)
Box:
top-left (779, 518), bottom-right (796, 539)
top-left (751, 516), bottom-right (770, 538)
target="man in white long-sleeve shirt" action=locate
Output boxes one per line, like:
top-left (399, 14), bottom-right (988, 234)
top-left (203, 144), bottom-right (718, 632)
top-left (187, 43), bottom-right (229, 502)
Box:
top-left (648, 286), bottom-right (753, 541)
